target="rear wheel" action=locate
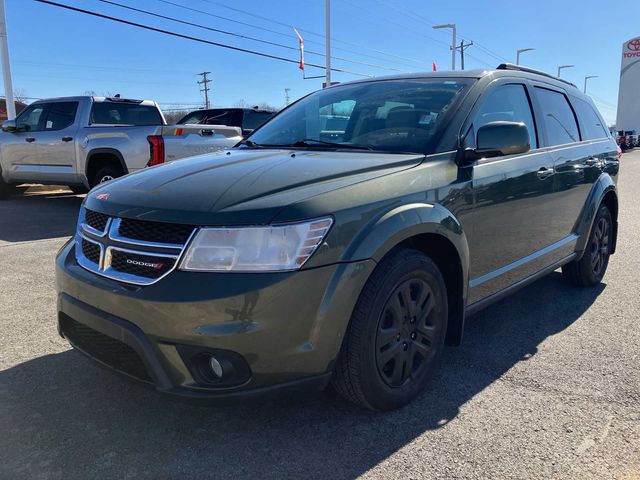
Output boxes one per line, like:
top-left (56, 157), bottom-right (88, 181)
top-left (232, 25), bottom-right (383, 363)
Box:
top-left (562, 204), bottom-right (612, 286)
top-left (69, 185), bottom-right (89, 195)
top-left (332, 248), bottom-right (448, 411)
top-left (90, 164), bottom-right (123, 188)
top-left (0, 174), bottom-right (14, 200)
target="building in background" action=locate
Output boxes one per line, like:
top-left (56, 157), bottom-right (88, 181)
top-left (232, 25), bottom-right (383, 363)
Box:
top-left (616, 36), bottom-right (640, 135)
top-left (0, 99), bottom-right (26, 121)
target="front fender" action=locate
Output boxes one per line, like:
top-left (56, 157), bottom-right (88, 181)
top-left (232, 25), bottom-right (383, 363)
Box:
top-left (574, 173), bottom-right (617, 257)
top-left (342, 202), bottom-right (470, 285)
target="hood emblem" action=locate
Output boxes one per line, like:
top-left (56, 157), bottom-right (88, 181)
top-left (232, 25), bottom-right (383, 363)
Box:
top-left (95, 193), bottom-right (110, 200)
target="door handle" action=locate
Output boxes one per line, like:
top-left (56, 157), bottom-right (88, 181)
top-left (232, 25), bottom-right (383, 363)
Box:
top-left (25, 137), bottom-right (36, 143)
top-left (62, 136), bottom-right (73, 142)
top-left (536, 166), bottom-right (554, 179)
top-left (585, 157), bottom-right (598, 166)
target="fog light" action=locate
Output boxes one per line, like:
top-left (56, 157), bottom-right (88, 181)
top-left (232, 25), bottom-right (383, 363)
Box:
top-left (208, 355), bottom-right (223, 378)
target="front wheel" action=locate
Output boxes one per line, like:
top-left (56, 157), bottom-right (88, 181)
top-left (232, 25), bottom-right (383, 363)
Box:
top-left (90, 165), bottom-right (123, 188)
top-left (562, 204), bottom-right (612, 286)
top-left (332, 248), bottom-right (448, 411)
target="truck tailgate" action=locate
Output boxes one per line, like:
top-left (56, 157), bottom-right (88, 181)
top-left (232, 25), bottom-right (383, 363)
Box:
top-left (161, 124), bottom-right (242, 162)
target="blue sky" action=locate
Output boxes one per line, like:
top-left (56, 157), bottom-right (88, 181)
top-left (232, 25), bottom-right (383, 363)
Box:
top-left (4, 0), bottom-right (639, 124)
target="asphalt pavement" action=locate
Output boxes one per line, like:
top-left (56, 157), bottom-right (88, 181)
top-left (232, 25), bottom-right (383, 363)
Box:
top-left (1, 152), bottom-right (639, 479)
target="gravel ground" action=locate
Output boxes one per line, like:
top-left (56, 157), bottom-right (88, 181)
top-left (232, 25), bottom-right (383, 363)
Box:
top-left (1, 152), bottom-right (639, 479)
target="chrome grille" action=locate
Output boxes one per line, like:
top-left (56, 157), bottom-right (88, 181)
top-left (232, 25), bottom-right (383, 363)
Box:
top-left (75, 207), bottom-right (195, 286)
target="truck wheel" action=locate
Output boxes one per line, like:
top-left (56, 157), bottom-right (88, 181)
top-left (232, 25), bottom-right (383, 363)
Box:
top-left (562, 204), bottom-right (612, 287)
top-left (90, 165), bottom-right (123, 188)
top-left (332, 248), bottom-right (448, 411)
top-left (0, 176), bottom-right (14, 200)
top-left (69, 185), bottom-right (89, 195)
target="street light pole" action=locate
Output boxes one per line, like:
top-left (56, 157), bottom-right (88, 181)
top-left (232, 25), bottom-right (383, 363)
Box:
top-left (557, 64), bottom-right (575, 78)
top-left (0, 0), bottom-right (16, 119)
top-left (433, 24), bottom-right (456, 70)
top-left (325, 0), bottom-right (331, 87)
top-left (516, 48), bottom-right (535, 65)
top-left (583, 75), bottom-right (598, 94)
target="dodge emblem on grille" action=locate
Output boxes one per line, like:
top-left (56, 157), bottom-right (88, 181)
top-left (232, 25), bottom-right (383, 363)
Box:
top-left (126, 258), bottom-right (164, 269)
top-left (95, 192), bottom-right (110, 200)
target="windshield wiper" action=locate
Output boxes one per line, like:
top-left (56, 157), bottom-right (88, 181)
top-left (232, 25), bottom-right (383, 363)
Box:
top-left (291, 139), bottom-right (373, 150)
top-left (238, 139), bottom-right (262, 148)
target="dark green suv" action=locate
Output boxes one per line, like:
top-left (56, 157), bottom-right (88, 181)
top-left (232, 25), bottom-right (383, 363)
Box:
top-left (56, 64), bottom-right (620, 410)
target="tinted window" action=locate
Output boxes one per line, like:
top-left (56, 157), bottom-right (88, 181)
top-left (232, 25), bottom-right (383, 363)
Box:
top-left (249, 79), bottom-right (473, 154)
top-left (90, 102), bottom-right (163, 126)
top-left (15, 105), bottom-right (46, 132)
top-left (572, 97), bottom-right (608, 140)
top-left (242, 111), bottom-right (274, 130)
top-left (44, 102), bottom-right (78, 131)
top-left (534, 87), bottom-right (580, 146)
top-left (473, 84), bottom-right (537, 149)
top-left (178, 109), bottom-right (241, 126)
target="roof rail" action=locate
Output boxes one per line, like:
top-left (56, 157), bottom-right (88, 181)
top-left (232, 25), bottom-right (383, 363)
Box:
top-left (496, 63), bottom-right (577, 88)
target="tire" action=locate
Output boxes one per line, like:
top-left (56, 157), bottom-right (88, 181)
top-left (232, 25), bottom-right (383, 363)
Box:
top-left (562, 204), bottom-right (613, 287)
top-left (0, 175), bottom-right (14, 200)
top-left (332, 248), bottom-right (448, 411)
top-left (69, 185), bottom-right (89, 195)
top-left (90, 165), bottom-right (123, 188)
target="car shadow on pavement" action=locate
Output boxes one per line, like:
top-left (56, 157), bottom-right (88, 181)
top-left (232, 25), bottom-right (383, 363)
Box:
top-left (0, 191), bottom-right (83, 243)
top-left (0, 273), bottom-right (605, 479)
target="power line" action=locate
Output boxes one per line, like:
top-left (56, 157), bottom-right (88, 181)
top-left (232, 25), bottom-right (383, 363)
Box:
top-left (372, 0), bottom-right (507, 67)
top-left (96, 0), bottom-right (405, 72)
top-left (151, 0), bottom-right (421, 69)
top-left (34, 0), bottom-right (372, 78)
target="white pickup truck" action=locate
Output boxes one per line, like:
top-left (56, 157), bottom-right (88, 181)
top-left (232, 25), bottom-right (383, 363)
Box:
top-left (0, 96), bottom-right (242, 198)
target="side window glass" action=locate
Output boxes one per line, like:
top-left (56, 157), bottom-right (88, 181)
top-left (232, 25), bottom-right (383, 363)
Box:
top-left (15, 105), bottom-right (47, 132)
top-left (243, 111), bottom-right (273, 130)
top-left (534, 87), bottom-right (580, 146)
top-left (473, 84), bottom-right (537, 149)
top-left (571, 97), bottom-right (608, 140)
top-left (44, 102), bottom-right (78, 131)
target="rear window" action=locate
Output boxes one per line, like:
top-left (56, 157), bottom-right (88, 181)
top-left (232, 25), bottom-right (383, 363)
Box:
top-left (178, 109), bottom-right (241, 126)
top-left (534, 87), bottom-right (580, 146)
top-left (90, 102), bottom-right (163, 126)
top-left (571, 97), bottom-right (608, 140)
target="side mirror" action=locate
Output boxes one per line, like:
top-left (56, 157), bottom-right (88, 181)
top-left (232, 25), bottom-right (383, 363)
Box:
top-left (464, 121), bottom-right (530, 163)
top-left (1, 120), bottom-right (17, 132)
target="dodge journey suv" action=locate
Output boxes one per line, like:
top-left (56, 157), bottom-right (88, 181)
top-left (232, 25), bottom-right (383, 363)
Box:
top-left (56, 64), bottom-right (620, 410)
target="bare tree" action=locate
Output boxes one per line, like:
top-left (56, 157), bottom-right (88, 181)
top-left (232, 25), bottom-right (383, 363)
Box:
top-left (13, 88), bottom-right (28, 104)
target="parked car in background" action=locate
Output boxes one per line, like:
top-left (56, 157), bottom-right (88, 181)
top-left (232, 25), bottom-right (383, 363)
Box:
top-left (617, 130), bottom-right (637, 151)
top-left (178, 107), bottom-right (275, 136)
top-left (0, 96), bottom-right (241, 198)
top-left (56, 64), bottom-right (619, 411)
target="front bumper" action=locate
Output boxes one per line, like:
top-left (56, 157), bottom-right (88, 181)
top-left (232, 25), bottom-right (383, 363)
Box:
top-left (56, 240), bottom-right (375, 399)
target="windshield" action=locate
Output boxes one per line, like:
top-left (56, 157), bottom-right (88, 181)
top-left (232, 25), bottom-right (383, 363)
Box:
top-left (247, 78), bottom-right (473, 154)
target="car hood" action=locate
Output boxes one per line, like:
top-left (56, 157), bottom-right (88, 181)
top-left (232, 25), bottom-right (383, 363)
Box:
top-left (85, 149), bottom-right (424, 225)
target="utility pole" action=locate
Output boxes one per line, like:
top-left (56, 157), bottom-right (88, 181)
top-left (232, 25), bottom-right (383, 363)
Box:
top-left (433, 24), bottom-right (456, 70)
top-left (0, 0), bottom-right (15, 119)
top-left (325, 0), bottom-right (331, 87)
top-left (284, 88), bottom-right (291, 105)
top-left (197, 71), bottom-right (212, 109)
top-left (456, 40), bottom-right (473, 70)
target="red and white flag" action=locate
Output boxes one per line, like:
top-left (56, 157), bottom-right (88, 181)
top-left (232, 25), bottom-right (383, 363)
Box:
top-left (294, 28), bottom-right (305, 71)
top-left (432, 61), bottom-right (437, 72)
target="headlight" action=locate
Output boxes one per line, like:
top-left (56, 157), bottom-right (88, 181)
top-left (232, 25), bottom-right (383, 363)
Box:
top-left (179, 217), bottom-right (333, 272)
